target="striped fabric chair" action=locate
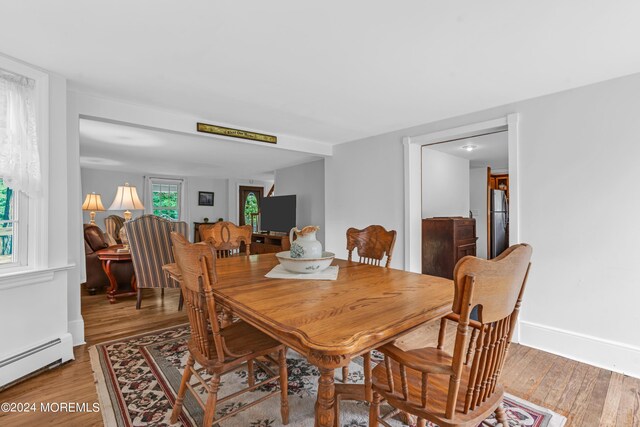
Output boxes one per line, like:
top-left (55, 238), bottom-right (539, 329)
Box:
top-left (104, 215), bottom-right (125, 244)
top-left (124, 214), bottom-right (189, 309)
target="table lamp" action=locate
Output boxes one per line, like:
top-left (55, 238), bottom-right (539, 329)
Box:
top-left (108, 183), bottom-right (144, 250)
top-left (82, 192), bottom-right (106, 225)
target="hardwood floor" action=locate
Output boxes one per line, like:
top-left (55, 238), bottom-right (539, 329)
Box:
top-left (0, 288), bottom-right (187, 427)
top-left (0, 287), bottom-right (638, 426)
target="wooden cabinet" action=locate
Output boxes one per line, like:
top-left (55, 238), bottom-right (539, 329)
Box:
top-left (250, 233), bottom-right (290, 254)
top-left (422, 217), bottom-right (477, 279)
top-left (490, 173), bottom-right (509, 199)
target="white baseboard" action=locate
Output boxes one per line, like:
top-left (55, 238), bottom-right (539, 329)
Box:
top-left (0, 333), bottom-right (74, 387)
top-left (68, 317), bottom-right (85, 346)
top-left (519, 320), bottom-right (640, 379)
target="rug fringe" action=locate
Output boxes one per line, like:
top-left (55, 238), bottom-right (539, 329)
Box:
top-left (89, 345), bottom-right (119, 427)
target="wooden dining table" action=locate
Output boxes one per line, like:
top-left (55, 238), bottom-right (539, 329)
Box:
top-left (165, 253), bottom-right (454, 427)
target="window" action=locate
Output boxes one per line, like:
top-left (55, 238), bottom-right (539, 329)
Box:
top-left (0, 179), bottom-right (15, 265)
top-left (0, 61), bottom-right (46, 273)
top-left (151, 180), bottom-right (182, 220)
top-left (0, 180), bottom-right (27, 268)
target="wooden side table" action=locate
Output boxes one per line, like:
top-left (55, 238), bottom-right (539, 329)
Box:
top-left (96, 246), bottom-right (137, 303)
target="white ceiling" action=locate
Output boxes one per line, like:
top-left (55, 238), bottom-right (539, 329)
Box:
top-left (2, 2), bottom-right (640, 145)
top-left (425, 131), bottom-right (508, 170)
top-left (79, 119), bottom-right (321, 179)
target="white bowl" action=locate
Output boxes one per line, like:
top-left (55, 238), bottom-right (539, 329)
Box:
top-left (275, 251), bottom-right (335, 274)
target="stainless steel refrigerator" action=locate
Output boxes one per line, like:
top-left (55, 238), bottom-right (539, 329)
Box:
top-left (490, 189), bottom-right (509, 258)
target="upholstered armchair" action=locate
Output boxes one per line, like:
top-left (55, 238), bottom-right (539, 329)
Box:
top-left (104, 215), bottom-right (125, 244)
top-left (124, 214), bottom-right (189, 309)
top-left (83, 224), bottom-right (134, 295)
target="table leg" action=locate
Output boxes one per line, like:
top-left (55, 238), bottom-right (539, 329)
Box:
top-left (102, 260), bottom-right (118, 304)
top-left (315, 367), bottom-right (335, 427)
top-left (309, 351), bottom-right (348, 427)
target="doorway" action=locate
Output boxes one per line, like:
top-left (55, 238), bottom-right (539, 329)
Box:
top-left (487, 168), bottom-right (510, 259)
top-left (421, 130), bottom-right (508, 260)
top-left (403, 114), bottom-right (520, 272)
top-left (239, 186), bottom-right (263, 229)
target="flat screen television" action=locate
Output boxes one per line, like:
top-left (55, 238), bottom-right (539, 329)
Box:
top-left (260, 195), bottom-right (296, 233)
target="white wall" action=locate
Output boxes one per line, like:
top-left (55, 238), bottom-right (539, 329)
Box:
top-left (325, 138), bottom-right (405, 265)
top-left (80, 168), bottom-right (229, 234)
top-left (421, 148), bottom-right (470, 218)
top-left (469, 167), bottom-right (488, 259)
top-left (274, 159), bottom-right (325, 245)
top-left (326, 72), bottom-right (640, 378)
top-left (188, 177), bottom-right (229, 224)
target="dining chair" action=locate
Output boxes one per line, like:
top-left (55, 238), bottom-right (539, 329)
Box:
top-left (169, 232), bottom-right (290, 426)
top-left (369, 244), bottom-right (532, 427)
top-left (335, 225), bottom-right (397, 425)
top-left (124, 214), bottom-right (188, 310)
top-left (343, 225), bottom-right (397, 384)
top-left (198, 221), bottom-right (252, 326)
top-left (199, 221), bottom-right (252, 258)
top-left (346, 224), bottom-right (397, 268)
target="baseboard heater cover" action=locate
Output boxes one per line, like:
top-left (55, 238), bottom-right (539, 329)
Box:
top-left (0, 333), bottom-right (74, 387)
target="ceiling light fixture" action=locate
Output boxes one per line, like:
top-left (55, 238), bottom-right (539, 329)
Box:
top-left (461, 144), bottom-right (478, 152)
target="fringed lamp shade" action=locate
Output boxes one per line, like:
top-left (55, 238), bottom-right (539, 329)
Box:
top-left (82, 192), bottom-right (106, 224)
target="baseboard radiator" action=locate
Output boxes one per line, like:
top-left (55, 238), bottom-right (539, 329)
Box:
top-left (0, 333), bottom-right (74, 389)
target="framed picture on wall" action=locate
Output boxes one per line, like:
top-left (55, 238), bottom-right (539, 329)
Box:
top-left (198, 191), bottom-right (214, 206)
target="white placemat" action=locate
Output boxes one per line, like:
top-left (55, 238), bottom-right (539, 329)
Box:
top-left (265, 264), bottom-right (339, 280)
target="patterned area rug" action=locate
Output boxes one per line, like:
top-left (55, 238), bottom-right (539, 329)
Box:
top-left (90, 324), bottom-right (566, 427)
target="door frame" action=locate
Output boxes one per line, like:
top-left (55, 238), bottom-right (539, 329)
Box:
top-left (487, 166), bottom-right (492, 258)
top-left (238, 186), bottom-right (264, 227)
top-left (402, 113), bottom-right (520, 273)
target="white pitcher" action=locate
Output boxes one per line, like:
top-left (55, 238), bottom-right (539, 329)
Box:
top-left (289, 226), bottom-right (322, 259)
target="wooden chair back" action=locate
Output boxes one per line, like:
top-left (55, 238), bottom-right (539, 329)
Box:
top-left (374, 244), bottom-right (532, 423)
top-left (199, 221), bottom-right (252, 258)
top-left (452, 243), bottom-right (532, 323)
top-left (170, 232), bottom-right (225, 363)
top-left (446, 243), bottom-right (532, 417)
top-left (346, 225), bottom-right (397, 268)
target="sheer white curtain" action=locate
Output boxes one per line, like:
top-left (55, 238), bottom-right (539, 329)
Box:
top-left (0, 69), bottom-right (41, 197)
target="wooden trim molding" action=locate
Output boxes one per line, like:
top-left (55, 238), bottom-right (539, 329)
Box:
top-left (0, 264), bottom-right (75, 290)
top-left (519, 320), bottom-right (640, 379)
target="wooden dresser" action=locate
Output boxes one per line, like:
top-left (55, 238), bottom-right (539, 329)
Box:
top-left (421, 217), bottom-right (477, 279)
